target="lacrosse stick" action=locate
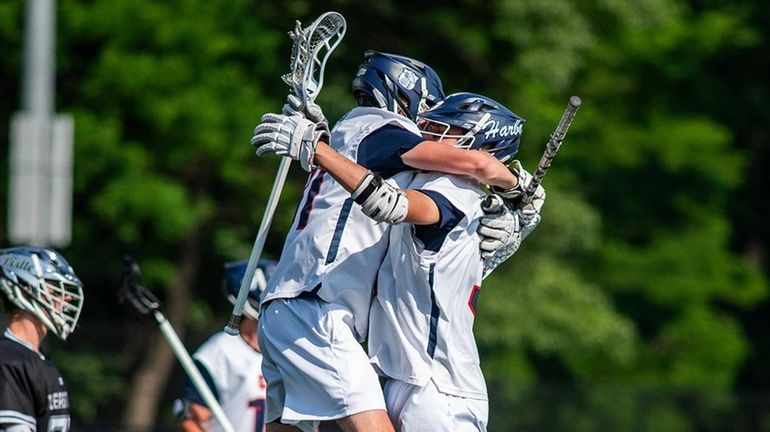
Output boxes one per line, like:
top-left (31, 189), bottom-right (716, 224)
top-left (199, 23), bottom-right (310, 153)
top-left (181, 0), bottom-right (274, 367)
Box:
top-left (480, 96), bottom-right (582, 279)
top-left (521, 95), bottom-right (582, 205)
top-left (225, 12), bottom-right (347, 335)
top-left (482, 96), bottom-right (582, 211)
top-left (119, 257), bottom-right (236, 432)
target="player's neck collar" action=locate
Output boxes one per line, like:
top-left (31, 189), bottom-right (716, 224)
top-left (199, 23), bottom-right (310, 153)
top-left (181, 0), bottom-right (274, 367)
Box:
top-left (4, 327), bottom-right (45, 360)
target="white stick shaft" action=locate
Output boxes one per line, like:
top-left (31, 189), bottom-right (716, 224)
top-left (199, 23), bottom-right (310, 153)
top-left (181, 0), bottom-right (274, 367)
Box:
top-left (225, 157), bottom-right (291, 334)
top-left (154, 311), bottom-right (236, 432)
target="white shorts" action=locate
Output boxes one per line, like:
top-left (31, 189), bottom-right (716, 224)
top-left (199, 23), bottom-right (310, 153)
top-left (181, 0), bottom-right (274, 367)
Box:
top-left (258, 296), bottom-right (386, 432)
top-left (384, 379), bottom-right (488, 432)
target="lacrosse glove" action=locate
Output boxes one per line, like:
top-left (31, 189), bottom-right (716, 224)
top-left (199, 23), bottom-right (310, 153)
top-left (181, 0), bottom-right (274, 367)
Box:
top-left (489, 160), bottom-right (526, 201)
top-left (479, 162), bottom-right (547, 278)
top-left (251, 113), bottom-right (329, 172)
top-left (282, 94), bottom-right (328, 126)
top-left (488, 160), bottom-right (546, 239)
top-left (505, 162), bottom-right (546, 240)
top-left (479, 194), bottom-right (524, 278)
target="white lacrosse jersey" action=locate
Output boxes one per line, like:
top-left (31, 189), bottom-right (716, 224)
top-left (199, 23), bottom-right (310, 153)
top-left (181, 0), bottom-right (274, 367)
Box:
top-left (261, 107), bottom-right (423, 341)
top-left (369, 172), bottom-right (489, 401)
top-left (180, 332), bottom-right (267, 432)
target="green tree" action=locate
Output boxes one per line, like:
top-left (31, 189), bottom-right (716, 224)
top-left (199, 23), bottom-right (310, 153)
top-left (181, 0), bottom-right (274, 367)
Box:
top-left (2, 0), bottom-right (768, 429)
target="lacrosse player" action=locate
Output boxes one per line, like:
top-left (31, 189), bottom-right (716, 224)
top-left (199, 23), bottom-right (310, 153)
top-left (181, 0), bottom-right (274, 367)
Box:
top-left (263, 92), bottom-right (543, 431)
top-left (174, 259), bottom-right (276, 432)
top-left (250, 51), bottom-right (527, 432)
top-left (0, 247), bottom-right (85, 432)
top-left (368, 94), bottom-right (545, 431)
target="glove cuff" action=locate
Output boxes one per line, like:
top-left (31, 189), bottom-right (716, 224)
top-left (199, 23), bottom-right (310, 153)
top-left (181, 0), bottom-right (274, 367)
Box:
top-left (491, 184), bottom-right (524, 202)
top-left (303, 122), bottom-right (329, 171)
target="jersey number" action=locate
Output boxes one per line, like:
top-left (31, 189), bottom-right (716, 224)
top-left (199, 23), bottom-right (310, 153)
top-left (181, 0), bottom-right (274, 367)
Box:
top-left (48, 415), bottom-right (70, 432)
top-left (248, 398), bottom-right (266, 432)
top-left (468, 284), bottom-right (481, 316)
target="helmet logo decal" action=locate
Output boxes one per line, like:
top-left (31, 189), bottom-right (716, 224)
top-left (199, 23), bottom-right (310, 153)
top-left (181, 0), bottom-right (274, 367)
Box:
top-left (397, 69), bottom-right (419, 90)
top-left (483, 119), bottom-right (523, 139)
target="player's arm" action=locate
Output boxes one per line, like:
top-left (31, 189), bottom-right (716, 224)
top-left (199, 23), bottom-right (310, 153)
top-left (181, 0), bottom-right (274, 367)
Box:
top-left (0, 364), bottom-right (36, 432)
top-left (251, 114), bottom-right (518, 190)
top-left (313, 144), bottom-right (440, 225)
top-left (351, 124), bottom-right (518, 189)
top-left (401, 141), bottom-right (517, 189)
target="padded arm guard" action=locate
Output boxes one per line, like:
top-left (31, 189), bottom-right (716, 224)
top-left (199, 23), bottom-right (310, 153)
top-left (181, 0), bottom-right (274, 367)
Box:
top-left (352, 172), bottom-right (409, 224)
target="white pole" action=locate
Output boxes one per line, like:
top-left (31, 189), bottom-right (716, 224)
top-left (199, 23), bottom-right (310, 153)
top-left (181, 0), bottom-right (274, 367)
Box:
top-left (225, 157), bottom-right (291, 335)
top-left (154, 311), bottom-right (236, 432)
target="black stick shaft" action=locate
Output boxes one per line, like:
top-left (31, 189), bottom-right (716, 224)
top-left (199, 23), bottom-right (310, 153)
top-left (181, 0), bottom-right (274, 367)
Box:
top-left (522, 96), bottom-right (582, 205)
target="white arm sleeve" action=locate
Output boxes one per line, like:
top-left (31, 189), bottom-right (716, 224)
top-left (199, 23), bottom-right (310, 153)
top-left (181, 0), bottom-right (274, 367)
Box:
top-left (1, 424), bottom-right (35, 432)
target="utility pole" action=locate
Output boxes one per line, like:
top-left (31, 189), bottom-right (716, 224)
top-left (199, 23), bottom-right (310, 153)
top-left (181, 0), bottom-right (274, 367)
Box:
top-left (9, 0), bottom-right (74, 247)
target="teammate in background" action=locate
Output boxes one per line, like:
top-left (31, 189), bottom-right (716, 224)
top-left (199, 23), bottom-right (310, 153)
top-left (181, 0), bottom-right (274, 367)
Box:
top-left (250, 51), bottom-right (523, 432)
top-left (174, 259), bottom-right (276, 432)
top-left (256, 92), bottom-right (545, 431)
top-left (0, 247), bottom-right (85, 432)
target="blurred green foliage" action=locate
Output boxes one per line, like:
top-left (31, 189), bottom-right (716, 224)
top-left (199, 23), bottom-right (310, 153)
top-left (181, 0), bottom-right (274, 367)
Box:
top-left (1, 0), bottom-right (770, 430)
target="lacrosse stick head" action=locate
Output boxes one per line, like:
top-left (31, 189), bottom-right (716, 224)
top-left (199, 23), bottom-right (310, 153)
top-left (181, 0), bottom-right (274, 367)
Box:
top-left (119, 256), bottom-right (162, 317)
top-left (352, 51), bottom-right (445, 122)
top-left (281, 11), bottom-right (347, 106)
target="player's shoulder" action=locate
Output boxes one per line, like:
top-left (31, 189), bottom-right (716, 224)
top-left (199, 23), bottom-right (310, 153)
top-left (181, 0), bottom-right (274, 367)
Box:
top-left (335, 107), bottom-right (419, 135)
top-left (413, 172), bottom-right (482, 196)
top-left (0, 336), bottom-right (40, 365)
top-left (0, 337), bottom-right (56, 386)
top-left (414, 173), bottom-right (484, 213)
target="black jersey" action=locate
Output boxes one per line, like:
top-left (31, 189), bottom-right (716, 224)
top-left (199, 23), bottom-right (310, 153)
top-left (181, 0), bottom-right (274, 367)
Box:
top-left (0, 332), bottom-right (70, 431)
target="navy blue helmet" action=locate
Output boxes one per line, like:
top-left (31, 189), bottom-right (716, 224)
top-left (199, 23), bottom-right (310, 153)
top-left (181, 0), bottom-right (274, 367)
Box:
top-left (223, 259), bottom-right (277, 320)
top-left (418, 92), bottom-right (525, 163)
top-left (0, 246), bottom-right (84, 340)
top-left (352, 51), bottom-right (445, 122)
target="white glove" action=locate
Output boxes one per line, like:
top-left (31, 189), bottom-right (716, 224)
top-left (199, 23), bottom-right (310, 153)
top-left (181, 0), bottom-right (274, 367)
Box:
top-left (251, 113), bottom-right (329, 172)
top-left (479, 194), bottom-right (524, 278)
top-left (282, 94), bottom-right (327, 125)
top-left (478, 194), bottom-right (522, 260)
top-left (479, 164), bottom-right (546, 279)
top-left (516, 180), bottom-right (545, 240)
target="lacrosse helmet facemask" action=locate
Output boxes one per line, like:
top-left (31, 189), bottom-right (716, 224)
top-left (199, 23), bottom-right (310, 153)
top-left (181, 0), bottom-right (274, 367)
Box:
top-left (352, 51), bottom-right (445, 122)
top-left (418, 92), bottom-right (525, 163)
top-left (0, 247), bottom-right (84, 340)
top-left (223, 259), bottom-right (277, 320)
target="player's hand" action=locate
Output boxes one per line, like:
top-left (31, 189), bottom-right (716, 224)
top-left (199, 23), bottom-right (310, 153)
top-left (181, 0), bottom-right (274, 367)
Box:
top-left (282, 94), bottom-right (328, 125)
top-left (491, 160), bottom-right (526, 201)
top-left (516, 179), bottom-right (546, 240)
top-left (251, 113), bottom-right (329, 172)
top-left (478, 194), bottom-right (523, 260)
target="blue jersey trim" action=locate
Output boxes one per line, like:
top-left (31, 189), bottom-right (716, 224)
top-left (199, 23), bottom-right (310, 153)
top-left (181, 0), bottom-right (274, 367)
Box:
top-left (414, 189), bottom-right (466, 252)
top-left (296, 170), bottom-right (325, 230)
top-left (181, 359), bottom-right (219, 407)
top-left (326, 198), bottom-right (354, 264)
top-left (427, 264), bottom-right (440, 358)
top-left (357, 124), bottom-right (424, 178)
